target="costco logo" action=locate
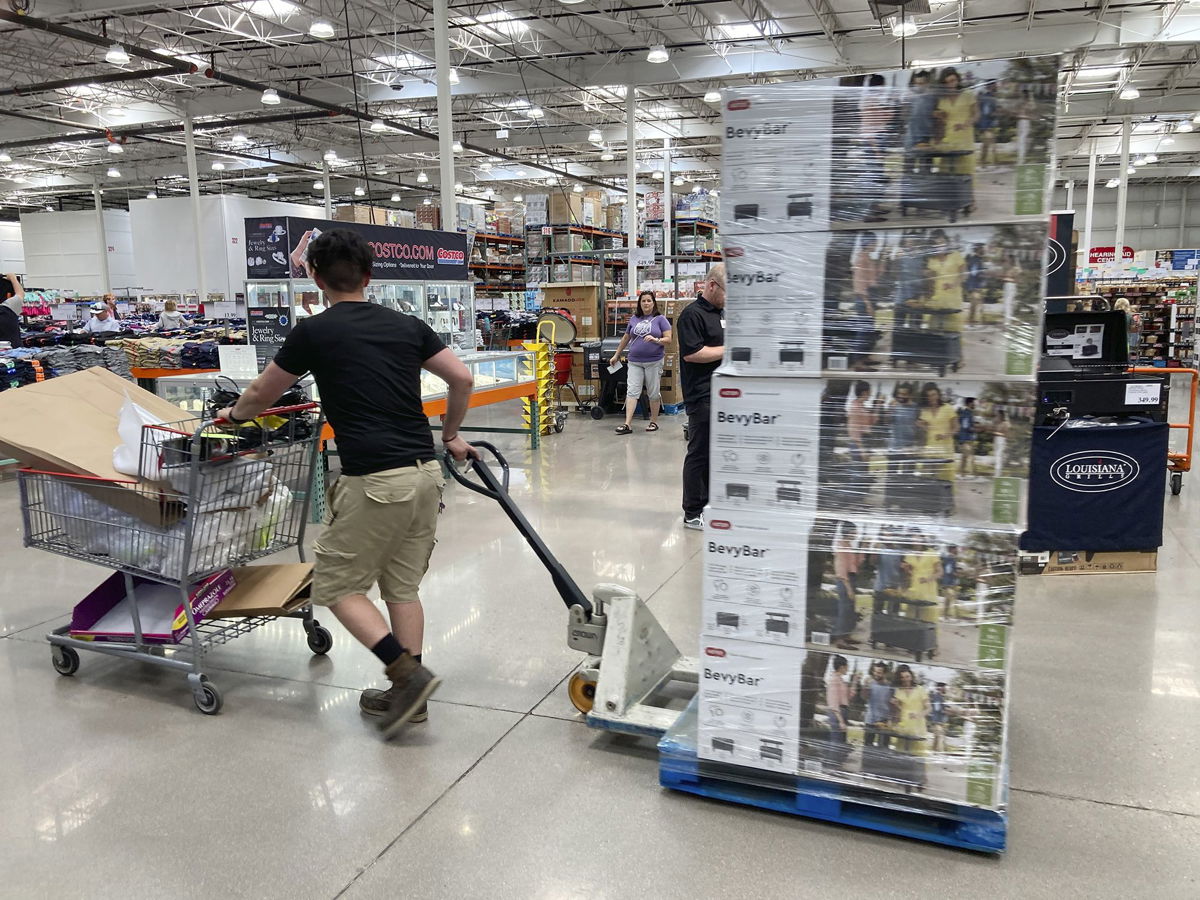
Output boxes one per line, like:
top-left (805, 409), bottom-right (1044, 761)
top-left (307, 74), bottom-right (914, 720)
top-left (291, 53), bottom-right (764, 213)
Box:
top-left (705, 646), bottom-right (727, 658)
top-left (437, 248), bottom-right (466, 264)
top-left (710, 519), bottom-right (731, 530)
top-left (727, 99), bottom-right (751, 111)
top-left (719, 388), bottom-right (742, 398)
top-left (725, 247), bottom-right (744, 258)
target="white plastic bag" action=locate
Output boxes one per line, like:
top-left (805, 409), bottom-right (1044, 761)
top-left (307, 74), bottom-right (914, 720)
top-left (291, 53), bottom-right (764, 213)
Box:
top-left (113, 393), bottom-right (171, 480)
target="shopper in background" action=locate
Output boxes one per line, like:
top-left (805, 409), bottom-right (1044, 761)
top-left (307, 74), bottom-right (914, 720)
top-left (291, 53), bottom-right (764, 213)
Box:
top-left (892, 230), bottom-right (926, 332)
top-left (939, 544), bottom-right (960, 618)
top-left (904, 70), bottom-right (937, 149)
top-left (1114, 297), bottom-right (1141, 360)
top-left (887, 381), bottom-right (921, 479)
top-left (103, 293), bottom-right (120, 320)
top-left (850, 232), bottom-right (882, 370)
top-left (157, 299), bottom-right (186, 331)
top-left (965, 244), bottom-right (987, 327)
top-left (920, 229), bottom-right (966, 339)
top-left (862, 660), bottom-right (893, 750)
top-left (956, 397), bottom-right (978, 478)
top-left (678, 263), bottom-right (726, 530)
top-left (0, 272), bottom-right (24, 348)
top-left (1013, 87), bottom-right (1038, 166)
top-left (977, 82), bottom-right (999, 166)
top-left (83, 301), bottom-right (120, 334)
top-left (216, 228), bottom-right (479, 741)
top-left (917, 382), bottom-right (958, 500)
top-left (608, 290), bottom-right (673, 434)
top-left (825, 655), bottom-right (852, 749)
top-left (928, 682), bottom-right (949, 753)
top-left (890, 664), bottom-right (930, 783)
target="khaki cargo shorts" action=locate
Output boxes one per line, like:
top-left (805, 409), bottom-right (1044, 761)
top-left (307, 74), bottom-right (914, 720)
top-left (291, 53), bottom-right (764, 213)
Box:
top-left (312, 460), bottom-right (444, 606)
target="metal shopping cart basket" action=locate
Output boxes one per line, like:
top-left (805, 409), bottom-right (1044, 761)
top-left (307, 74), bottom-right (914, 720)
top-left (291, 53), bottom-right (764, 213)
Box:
top-left (19, 402), bottom-right (328, 715)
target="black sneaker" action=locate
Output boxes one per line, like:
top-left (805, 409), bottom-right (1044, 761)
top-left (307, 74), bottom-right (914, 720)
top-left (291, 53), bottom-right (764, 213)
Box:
top-left (378, 653), bottom-right (441, 741)
top-left (683, 514), bottom-right (704, 531)
top-left (359, 687), bottom-right (428, 723)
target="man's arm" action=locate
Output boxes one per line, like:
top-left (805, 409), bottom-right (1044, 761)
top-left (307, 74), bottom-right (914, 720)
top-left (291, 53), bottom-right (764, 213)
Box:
top-left (684, 345), bottom-right (724, 364)
top-left (5, 274), bottom-right (24, 300)
top-left (677, 307), bottom-right (724, 364)
top-left (423, 347), bottom-right (480, 462)
top-left (218, 362), bottom-right (300, 423)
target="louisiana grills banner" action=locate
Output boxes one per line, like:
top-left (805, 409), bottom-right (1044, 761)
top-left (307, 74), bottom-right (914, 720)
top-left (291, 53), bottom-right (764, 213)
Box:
top-left (244, 216), bottom-right (469, 282)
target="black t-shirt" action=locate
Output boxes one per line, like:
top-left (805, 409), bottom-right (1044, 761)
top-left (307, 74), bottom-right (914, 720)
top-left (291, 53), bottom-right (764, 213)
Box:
top-left (0, 306), bottom-right (20, 347)
top-left (676, 294), bottom-right (724, 406)
top-left (273, 301), bottom-right (446, 476)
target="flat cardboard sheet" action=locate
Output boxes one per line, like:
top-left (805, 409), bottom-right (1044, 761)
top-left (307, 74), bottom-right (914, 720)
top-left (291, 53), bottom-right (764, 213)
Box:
top-left (208, 563), bottom-right (314, 618)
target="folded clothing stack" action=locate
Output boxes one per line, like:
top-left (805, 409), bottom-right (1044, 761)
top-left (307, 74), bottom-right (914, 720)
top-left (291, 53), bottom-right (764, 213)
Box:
top-left (180, 340), bottom-right (220, 369)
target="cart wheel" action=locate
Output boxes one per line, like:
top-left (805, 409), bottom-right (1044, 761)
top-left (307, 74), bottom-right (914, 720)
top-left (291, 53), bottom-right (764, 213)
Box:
top-left (193, 677), bottom-right (223, 715)
top-left (554, 412), bottom-right (566, 434)
top-left (567, 671), bottom-right (597, 713)
top-left (306, 625), bottom-right (333, 656)
top-left (589, 406), bottom-right (605, 420)
top-left (51, 646), bottom-right (79, 676)
top-left (1171, 473), bottom-right (1183, 496)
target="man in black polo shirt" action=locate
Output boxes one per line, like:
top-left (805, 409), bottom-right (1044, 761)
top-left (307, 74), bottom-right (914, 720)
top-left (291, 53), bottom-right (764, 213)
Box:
top-left (675, 263), bottom-right (726, 529)
top-left (218, 229), bottom-right (478, 740)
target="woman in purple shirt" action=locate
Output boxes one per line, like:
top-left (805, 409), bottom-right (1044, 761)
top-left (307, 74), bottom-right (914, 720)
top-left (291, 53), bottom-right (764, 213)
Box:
top-left (609, 290), bottom-right (673, 434)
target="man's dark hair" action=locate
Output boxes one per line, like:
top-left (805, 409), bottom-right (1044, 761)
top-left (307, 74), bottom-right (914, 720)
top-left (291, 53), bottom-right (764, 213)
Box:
top-left (307, 229), bottom-right (373, 293)
top-left (832, 655), bottom-right (848, 671)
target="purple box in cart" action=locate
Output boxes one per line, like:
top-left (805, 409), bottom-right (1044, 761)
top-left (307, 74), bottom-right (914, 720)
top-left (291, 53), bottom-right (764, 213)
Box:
top-left (69, 569), bottom-right (237, 644)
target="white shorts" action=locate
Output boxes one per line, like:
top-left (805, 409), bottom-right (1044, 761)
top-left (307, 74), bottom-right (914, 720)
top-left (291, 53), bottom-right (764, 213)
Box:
top-left (626, 359), bottom-right (665, 402)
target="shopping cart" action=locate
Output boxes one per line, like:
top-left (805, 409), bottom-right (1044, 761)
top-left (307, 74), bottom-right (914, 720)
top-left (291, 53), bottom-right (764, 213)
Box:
top-left (20, 402), bottom-right (328, 714)
top-left (1128, 366), bottom-right (1198, 495)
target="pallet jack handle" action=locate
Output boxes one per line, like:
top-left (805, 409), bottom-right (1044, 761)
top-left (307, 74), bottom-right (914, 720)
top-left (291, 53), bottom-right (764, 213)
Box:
top-left (445, 441), bottom-right (593, 617)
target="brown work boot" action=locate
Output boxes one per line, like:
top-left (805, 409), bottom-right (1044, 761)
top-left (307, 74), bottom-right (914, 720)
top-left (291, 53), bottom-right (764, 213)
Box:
top-left (359, 687), bottom-right (428, 723)
top-left (378, 653), bottom-right (441, 740)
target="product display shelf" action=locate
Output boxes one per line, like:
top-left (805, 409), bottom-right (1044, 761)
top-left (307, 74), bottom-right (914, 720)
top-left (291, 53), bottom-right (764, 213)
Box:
top-left (659, 700), bottom-right (1007, 854)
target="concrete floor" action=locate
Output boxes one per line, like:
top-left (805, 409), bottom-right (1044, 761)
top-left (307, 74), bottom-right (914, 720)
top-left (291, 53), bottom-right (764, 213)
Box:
top-left (1, 398), bottom-right (1198, 899)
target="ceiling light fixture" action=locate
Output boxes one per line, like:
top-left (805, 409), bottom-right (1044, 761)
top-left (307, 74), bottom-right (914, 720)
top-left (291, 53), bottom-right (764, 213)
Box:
top-left (647, 44), bottom-right (669, 64)
top-left (1105, 178), bottom-right (1120, 188)
top-left (323, 149), bottom-right (337, 161)
top-left (261, 88), bottom-right (281, 105)
top-left (105, 44), bottom-right (130, 65)
top-left (1119, 85), bottom-right (1140, 100)
top-left (352, 185), bottom-right (364, 197)
top-left (1127, 165), bottom-right (1136, 174)
top-left (211, 161), bottom-right (225, 170)
top-left (146, 191), bottom-right (157, 199)
top-left (1163, 136), bottom-right (1175, 145)
top-left (573, 183), bottom-right (583, 193)
top-left (703, 89), bottom-right (721, 103)
top-left (513, 194), bottom-right (523, 202)
top-left (423, 197), bottom-right (431, 205)
top-left (600, 150), bottom-right (615, 162)
top-left (526, 106), bottom-right (545, 119)
top-left (369, 119), bottom-right (387, 132)
top-left (1133, 156), bottom-right (1148, 166)
top-left (588, 128), bottom-right (602, 143)
top-left (449, 68), bottom-right (460, 85)
top-left (417, 171), bottom-right (428, 183)
top-left (231, 133), bottom-right (249, 145)
top-left (309, 19), bottom-right (335, 39)
top-left (1178, 120), bottom-right (1195, 133)
top-left (1145, 153), bottom-right (1159, 163)
top-left (0, 152), bottom-right (10, 162)
top-left (107, 142), bottom-right (124, 155)
top-left (891, 18), bottom-right (919, 38)
top-left (673, 175), bottom-right (685, 186)
top-left (313, 180), bottom-right (324, 190)
top-left (391, 192), bottom-right (401, 201)
top-left (107, 167), bottom-right (121, 178)
top-left (452, 140), bottom-right (464, 153)
top-left (480, 162), bottom-right (492, 171)
top-left (455, 182), bottom-right (464, 192)
top-left (652, 170), bottom-right (664, 180)
top-left (266, 172), bottom-right (278, 183)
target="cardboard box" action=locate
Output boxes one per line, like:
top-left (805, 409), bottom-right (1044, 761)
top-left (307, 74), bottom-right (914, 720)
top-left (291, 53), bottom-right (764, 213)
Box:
top-left (605, 205), bottom-right (625, 231)
top-left (582, 198), bottom-right (602, 227)
top-left (697, 637), bottom-right (804, 774)
top-left (1019, 550), bottom-right (1157, 576)
top-left (541, 283), bottom-right (602, 339)
top-left (416, 206), bottom-right (441, 230)
top-left (0, 367), bottom-right (197, 524)
top-left (549, 193), bottom-right (583, 224)
top-left (70, 569), bottom-right (236, 644)
top-left (333, 205), bottom-right (392, 225)
top-left (209, 563), bottom-right (314, 617)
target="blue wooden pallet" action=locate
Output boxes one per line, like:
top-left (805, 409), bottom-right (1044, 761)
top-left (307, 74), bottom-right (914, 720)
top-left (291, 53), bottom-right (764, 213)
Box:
top-left (659, 702), bottom-right (1007, 854)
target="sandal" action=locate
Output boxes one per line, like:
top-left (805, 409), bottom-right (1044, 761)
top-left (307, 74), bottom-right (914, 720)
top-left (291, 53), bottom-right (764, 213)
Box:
top-left (615, 425), bottom-right (632, 435)
top-left (646, 423), bottom-right (659, 432)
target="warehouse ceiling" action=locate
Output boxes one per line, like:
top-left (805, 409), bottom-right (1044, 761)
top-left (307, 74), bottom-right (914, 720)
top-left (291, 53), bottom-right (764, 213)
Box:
top-left (2, 0), bottom-right (1200, 217)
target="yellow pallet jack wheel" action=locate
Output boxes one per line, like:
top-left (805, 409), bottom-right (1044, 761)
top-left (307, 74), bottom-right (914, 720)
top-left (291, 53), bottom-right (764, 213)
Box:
top-left (568, 671), bottom-right (596, 713)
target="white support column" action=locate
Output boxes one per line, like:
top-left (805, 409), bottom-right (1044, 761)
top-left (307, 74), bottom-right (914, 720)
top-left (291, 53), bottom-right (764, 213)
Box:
top-left (323, 161), bottom-right (333, 218)
top-left (92, 179), bottom-right (111, 293)
top-left (434, 0), bottom-right (455, 230)
top-left (1081, 144), bottom-right (1097, 271)
top-left (183, 110), bottom-right (206, 301)
top-left (626, 85), bottom-right (637, 298)
top-left (1115, 116), bottom-right (1132, 261)
top-left (1180, 185), bottom-right (1189, 248)
top-left (1065, 179), bottom-right (1075, 211)
top-left (662, 137), bottom-right (672, 280)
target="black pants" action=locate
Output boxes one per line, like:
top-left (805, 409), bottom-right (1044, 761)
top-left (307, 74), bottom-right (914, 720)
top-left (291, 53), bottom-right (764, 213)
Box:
top-left (682, 399), bottom-right (711, 518)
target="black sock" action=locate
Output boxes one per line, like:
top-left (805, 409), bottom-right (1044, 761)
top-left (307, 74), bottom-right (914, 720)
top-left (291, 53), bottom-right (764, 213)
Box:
top-left (371, 634), bottom-right (404, 666)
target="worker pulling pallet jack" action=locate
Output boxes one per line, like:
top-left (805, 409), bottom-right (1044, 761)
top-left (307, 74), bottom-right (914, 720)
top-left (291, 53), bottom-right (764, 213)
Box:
top-left (446, 441), bottom-right (696, 735)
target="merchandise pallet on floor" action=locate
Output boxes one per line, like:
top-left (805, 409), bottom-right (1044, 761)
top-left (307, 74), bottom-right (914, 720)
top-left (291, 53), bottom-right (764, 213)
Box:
top-left (658, 702), bottom-right (1007, 854)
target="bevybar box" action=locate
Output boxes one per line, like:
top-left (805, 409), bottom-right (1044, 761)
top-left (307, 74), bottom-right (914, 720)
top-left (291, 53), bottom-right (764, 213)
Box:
top-left (698, 637), bottom-right (804, 775)
top-left (702, 509), bottom-right (813, 649)
top-left (722, 221), bottom-right (1047, 381)
top-left (709, 375), bottom-right (822, 512)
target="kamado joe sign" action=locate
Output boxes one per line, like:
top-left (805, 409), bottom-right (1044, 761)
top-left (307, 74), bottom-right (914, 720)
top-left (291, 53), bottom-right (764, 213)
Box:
top-left (244, 216), bottom-right (469, 282)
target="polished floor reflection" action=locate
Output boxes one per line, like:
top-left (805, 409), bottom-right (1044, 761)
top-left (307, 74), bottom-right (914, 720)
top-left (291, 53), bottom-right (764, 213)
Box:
top-left (0, 398), bottom-right (1197, 898)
